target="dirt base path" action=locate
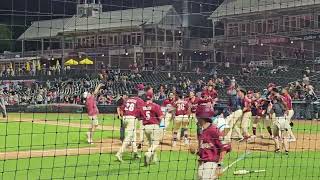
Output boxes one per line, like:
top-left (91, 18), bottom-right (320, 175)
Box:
top-left (2, 118), bottom-right (119, 131)
top-left (1, 132), bottom-right (320, 160)
top-left (0, 118), bottom-right (320, 161)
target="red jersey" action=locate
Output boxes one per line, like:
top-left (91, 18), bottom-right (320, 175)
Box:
top-left (162, 98), bottom-right (175, 107)
top-left (86, 95), bottom-right (99, 116)
top-left (122, 97), bottom-right (144, 117)
top-left (282, 94), bottom-right (292, 110)
top-left (187, 97), bottom-right (199, 113)
top-left (198, 125), bottom-right (231, 162)
top-left (206, 89), bottom-right (218, 99)
top-left (174, 99), bottom-right (190, 116)
top-left (162, 98), bottom-right (175, 112)
top-left (140, 101), bottom-right (163, 125)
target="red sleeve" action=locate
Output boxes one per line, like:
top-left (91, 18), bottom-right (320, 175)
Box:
top-left (212, 128), bottom-right (231, 153)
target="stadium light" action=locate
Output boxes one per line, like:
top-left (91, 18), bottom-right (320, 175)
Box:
top-left (162, 51), bottom-right (165, 55)
top-left (102, 54), bottom-right (105, 57)
top-left (260, 43), bottom-right (264, 46)
top-left (178, 52), bottom-right (182, 56)
top-left (291, 41), bottom-right (294, 44)
top-left (232, 45), bottom-right (236, 49)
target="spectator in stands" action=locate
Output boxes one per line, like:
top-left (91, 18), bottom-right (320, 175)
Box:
top-left (303, 74), bottom-right (310, 85)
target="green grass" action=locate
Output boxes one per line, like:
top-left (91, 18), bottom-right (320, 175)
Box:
top-left (0, 121), bottom-right (120, 152)
top-left (1, 151), bottom-right (320, 180)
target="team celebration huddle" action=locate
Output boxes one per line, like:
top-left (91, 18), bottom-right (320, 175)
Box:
top-left (82, 81), bottom-right (296, 180)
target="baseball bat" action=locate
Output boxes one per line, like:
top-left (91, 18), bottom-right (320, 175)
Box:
top-left (233, 169), bottom-right (266, 175)
top-left (222, 151), bottom-right (252, 172)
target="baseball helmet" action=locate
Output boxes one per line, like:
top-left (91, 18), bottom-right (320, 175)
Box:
top-left (196, 104), bottom-right (215, 122)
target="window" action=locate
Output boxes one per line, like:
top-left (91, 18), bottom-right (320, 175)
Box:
top-left (137, 33), bottom-right (142, 45)
top-left (267, 20), bottom-right (273, 33)
top-left (256, 21), bottom-right (262, 33)
top-left (273, 19), bottom-right (279, 32)
top-left (290, 16), bottom-right (297, 31)
top-left (241, 23), bottom-right (246, 35)
top-left (284, 16), bottom-right (289, 31)
top-left (246, 23), bottom-right (251, 34)
top-left (108, 36), bottom-right (113, 45)
top-left (114, 35), bottom-right (118, 45)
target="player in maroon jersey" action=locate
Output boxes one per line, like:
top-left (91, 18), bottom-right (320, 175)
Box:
top-left (115, 92), bottom-right (145, 162)
top-left (161, 92), bottom-right (176, 129)
top-left (206, 85), bottom-right (218, 102)
top-left (281, 88), bottom-right (296, 142)
top-left (196, 104), bottom-right (231, 180)
top-left (172, 91), bottom-right (191, 146)
top-left (187, 90), bottom-right (200, 124)
top-left (140, 91), bottom-right (164, 166)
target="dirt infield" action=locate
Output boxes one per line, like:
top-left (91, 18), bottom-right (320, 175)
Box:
top-left (0, 119), bottom-right (320, 160)
top-left (2, 117), bottom-right (119, 131)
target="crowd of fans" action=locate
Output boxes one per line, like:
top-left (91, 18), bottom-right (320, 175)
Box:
top-left (0, 63), bottom-right (317, 112)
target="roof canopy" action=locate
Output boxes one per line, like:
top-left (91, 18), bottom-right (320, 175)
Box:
top-left (19, 5), bottom-right (181, 40)
top-left (209, 0), bottom-right (320, 20)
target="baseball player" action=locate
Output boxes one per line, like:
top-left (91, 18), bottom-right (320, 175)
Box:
top-left (84, 83), bottom-right (103, 144)
top-left (161, 92), bottom-right (176, 130)
top-left (172, 91), bottom-right (191, 146)
top-left (186, 90), bottom-right (199, 130)
top-left (224, 89), bottom-right (246, 142)
top-left (282, 88), bottom-right (296, 142)
top-left (140, 91), bottom-right (164, 166)
top-left (240, 90), bottom-right (253, 141)
top-left (0, 91), bottom-right (7, 118)
top-left (250, 92), bottom-right (267, 140)
top-left (117, 92), bottom-right (129, 142)
top-left (196, 104), bottom-right (232, 180)
top-left (268, 94), bottom-right (290, 154)
top-left (115, 92), bottom-right (144, 162)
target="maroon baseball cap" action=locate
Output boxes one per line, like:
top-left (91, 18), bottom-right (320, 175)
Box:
top-left (196, 104), bottom-right (214, 121)
top-left (145, 91), bottom-right (154, 100)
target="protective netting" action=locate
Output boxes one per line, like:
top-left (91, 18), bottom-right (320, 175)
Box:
top-left (0, 0), bottom-right (320, 180)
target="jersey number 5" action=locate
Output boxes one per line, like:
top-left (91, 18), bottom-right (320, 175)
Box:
top-left (146, 111), bottom-right (151, 120)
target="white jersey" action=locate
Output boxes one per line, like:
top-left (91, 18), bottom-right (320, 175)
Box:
top-left (212, 116), bottom-right (229, 131)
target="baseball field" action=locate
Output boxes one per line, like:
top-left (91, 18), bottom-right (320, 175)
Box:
top-left (0, 113), bottom-right (320, 180)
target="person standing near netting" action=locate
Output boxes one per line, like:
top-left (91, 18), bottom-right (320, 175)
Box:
top-left (268, 92), bottom-right (290, 154)
top-left (115, 91), bottom-right (144, 162)
top-left (282, 88), bottom-right (296, 142)
top-left (140, 91), bottom-right (163, 166)
top-left (0, 91), bottom-right (7, 118)
top-left (83, 83), bottom-right (104, 144)
top-left (196, 104), bottom-right (231, 180)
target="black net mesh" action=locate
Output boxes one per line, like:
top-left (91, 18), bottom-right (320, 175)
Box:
top-left (0, 0), bottom-right (319, 179)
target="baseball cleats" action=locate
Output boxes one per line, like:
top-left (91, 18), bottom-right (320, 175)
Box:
top-left (86, 132), bottom-right (93, 144)
top-left (184, 137), bottom-right (190, 145)
top-left (285, 151), bottom-right (289, 155)
top-left (115, 153), bottom-right (124, 163)
top-left (133, 153), bottom-right (141, 159)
